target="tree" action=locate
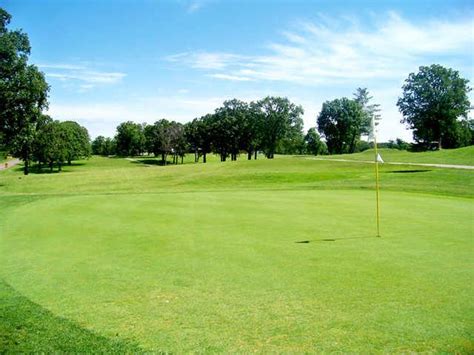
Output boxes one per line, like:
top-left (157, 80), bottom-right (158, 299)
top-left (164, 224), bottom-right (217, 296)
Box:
top-left (317, 98), bottom-right (365, 154)
top-left (168, 122), bottom-right (187, 164)
top-left (214, 99), bottom-right (250, 161)
top-left (33, 120), bottom-right (67, 172)
top-left (397, 64), bottom-right (471, 149)
top-left (144, 119), bottom-right (173, 163)
top-left (353, 87), bottom-right (380, 137)
top-left (304, 127), bottom-right (327, 155)
top-left (256, 96), bottom-right (304, 159)
top-left (92, 135), bottom-right (106, 155)
top-left (196, 115), bottom-right (213, 163)
top-left (0, 8), bottom-right (49, 174)
top-left (61, 121), bottom-right (91, 164)
top-left (115, 121), bottom-right (145, 156)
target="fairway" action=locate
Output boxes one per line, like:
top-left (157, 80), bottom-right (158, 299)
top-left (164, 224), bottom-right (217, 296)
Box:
top-left (1, 157), bottom-right (473, 353)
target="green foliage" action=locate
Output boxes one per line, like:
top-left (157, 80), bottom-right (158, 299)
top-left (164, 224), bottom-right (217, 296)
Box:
top-left (397, 64), bottom-right (471, 149)
top-left (115, 121), bottom-right (145, 156)
top-left (384, 138), bottom-right (411, 151)
top-left (61, 121), bottom-right (91, 164)
top-left (184, 115), bottom-right (213, 163)
top-left (304, 127), bottom-right (327, 155)
top-left (0, 8), bottom-right (49, 174)
top-left (92, 136), bottom-right (116, 156)
top-left (144, 119), bottom-right (186, 164)
top-left (317, 97), bottom-right (365, 154)
top-left (33, 120), bottom-right (68, 171)
top-left (257, 96), bottom-right (304, 159)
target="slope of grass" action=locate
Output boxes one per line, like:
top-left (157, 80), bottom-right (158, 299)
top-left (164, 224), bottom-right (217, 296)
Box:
top-left (0, 280), bottom-right (142, 352)
top-left (317, 146), bottom-right (474, 166)
top-left (0, 154), bottom-right (473, 352)
top-left (1, 155), bottom-right (473, 198)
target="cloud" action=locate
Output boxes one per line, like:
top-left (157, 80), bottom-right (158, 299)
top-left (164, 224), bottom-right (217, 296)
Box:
top-left (38, 63), bottom-right (126, 89)
top-left (209, 73), bottom-right (253, 81)
top-left (184, 0), bottom-right (215, 13)
top-left (165, 12), bottom-right (474, 85)
top-left (46, 95), bottom-right (228, 138)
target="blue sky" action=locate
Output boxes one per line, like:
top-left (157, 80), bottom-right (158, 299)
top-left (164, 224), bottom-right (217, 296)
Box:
top-left (3, 0), bottom-right (474, 141)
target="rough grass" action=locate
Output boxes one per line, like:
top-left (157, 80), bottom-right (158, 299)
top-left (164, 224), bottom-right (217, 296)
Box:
top-left (318, 146), bottom-right (474, 166)
top-left (0, 154), bottom-right (473, 352)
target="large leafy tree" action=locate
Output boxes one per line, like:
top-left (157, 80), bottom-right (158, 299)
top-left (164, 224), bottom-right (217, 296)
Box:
top-left (196, 115), bottom-right (213, 163)
top-left (61, 121), bottom-right (91, 164)
top-left (256, 96), bottom-right (304, 159)
top-left (214, 99), bottom-right (250, 161)
top-left (304, 127), bottom-right (327, 155)
top-left (397, 64), bottom-right (471, 149)
top-left (0, 8), bottom-right (49, 174)
top-left (33, 120), bottom-right (68, 172)
top-left (317, 98), bottom-right (365, 154)
top-left (144, 119), bottom-right (173, 163)
top-left (115, 121), bottom-right (145, 156)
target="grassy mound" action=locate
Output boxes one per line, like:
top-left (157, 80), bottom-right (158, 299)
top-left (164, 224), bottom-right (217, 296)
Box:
top-left (318, 146), bottom-right (474, 166)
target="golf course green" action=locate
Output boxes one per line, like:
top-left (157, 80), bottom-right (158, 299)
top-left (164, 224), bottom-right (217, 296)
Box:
top-left (1, 150), bottom-right (473, 352)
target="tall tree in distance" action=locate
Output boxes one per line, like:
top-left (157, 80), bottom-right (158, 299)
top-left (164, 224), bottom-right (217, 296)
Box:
top-left (115, 121), bottom-right (145, 156)
top-left (61, 121), bottom-right (91, 164)
top-left (353, 88), bottom-right (380, 138)
top-left (33, 120), bottom-right (67, 172)
top-left (257, 96), bottom-right (304, 159)
top-left (397, 64), bottom-right (471, 149)
top-left (304, 127), bottom-right (327, 155)
top-left (317, 98), bottom-right (365, 154)
top-left (0, 8), bottom-right (49, 174)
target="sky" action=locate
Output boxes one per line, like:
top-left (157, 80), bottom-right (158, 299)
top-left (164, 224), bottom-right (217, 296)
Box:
top-left (3, 0), bottom-right (474, 141)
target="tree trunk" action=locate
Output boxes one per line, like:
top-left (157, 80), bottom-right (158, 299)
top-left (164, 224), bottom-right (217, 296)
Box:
top-left (203, 153), bottom-right (207, 163)
top-left (161, 153), bottom-right (165, 164)
top-left (58, 161), bottom-right (62, 172)
top-left (49, 161), bottom-right (53, 172)
top-left (248, 151), bottom-right (252, 160)
top-left (24, 159), bottom-right (29, 175)
top-left (438, 137), bottom-right (442, 150)
top-left (68, 159), bottom-right (72, 165)
top-left (254, 150), bottom-right (257, 160)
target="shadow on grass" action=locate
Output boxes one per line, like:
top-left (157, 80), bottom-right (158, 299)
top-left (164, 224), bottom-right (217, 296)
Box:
top-left (0, 280), bottom-right (143, 352)
top-left (12, 163), bottom-right (87, 174)
top-left (132, 159), bottom-right (168, 166)
top-left (389, 169), bottom-right (432, 173)
top-left (295, 236), bottom-right (378, 243)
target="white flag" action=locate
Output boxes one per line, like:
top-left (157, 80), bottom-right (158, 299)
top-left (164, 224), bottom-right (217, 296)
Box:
top-left (376, 153), bottom-right (384, 163)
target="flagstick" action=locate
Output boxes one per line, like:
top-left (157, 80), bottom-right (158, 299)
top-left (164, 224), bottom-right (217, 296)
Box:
top-left (374, 135), bottom-right (381, 238)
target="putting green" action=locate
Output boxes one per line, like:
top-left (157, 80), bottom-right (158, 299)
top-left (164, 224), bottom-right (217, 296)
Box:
top-left (1, 190), bottom-right (472, 352)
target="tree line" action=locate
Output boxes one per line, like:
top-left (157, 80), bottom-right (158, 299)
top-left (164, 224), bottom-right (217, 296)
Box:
top-left (93, 97), bottom-right (328, 163)
top-left (1, 7), bottom-right (473, 175)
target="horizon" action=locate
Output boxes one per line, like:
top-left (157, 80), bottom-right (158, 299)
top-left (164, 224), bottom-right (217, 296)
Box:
top-left (3, 0), bottom-right (474, 141)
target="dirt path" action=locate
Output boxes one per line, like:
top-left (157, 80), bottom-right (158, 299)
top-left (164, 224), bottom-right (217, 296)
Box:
top-left (308, 157), bottom-right (474, 170)
top-left (0, 159), bottom-right (21, 171)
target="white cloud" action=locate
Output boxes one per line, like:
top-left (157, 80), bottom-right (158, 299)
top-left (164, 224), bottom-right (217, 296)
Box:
top-left (38, 63), bottom-right (126, 89)
top-left (209, 73), bottom-right (253, 81)
top-left (166, 12), bottom-right (473, 84)
top-left (46, 95), bottom-right (228, 138)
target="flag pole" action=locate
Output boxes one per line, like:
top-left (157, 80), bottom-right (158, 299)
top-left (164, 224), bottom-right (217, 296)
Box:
top-left (373, 126), bottom-right (381, 238)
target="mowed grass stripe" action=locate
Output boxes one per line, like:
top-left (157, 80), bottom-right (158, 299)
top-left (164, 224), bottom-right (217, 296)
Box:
top-left (1, 189), bottom-right (472, 352)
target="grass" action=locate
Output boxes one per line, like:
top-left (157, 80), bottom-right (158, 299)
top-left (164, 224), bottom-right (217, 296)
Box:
top-left (1, 153), bottom-right (473, 352)
top-left (317, 145), bottom-right (474, 166)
